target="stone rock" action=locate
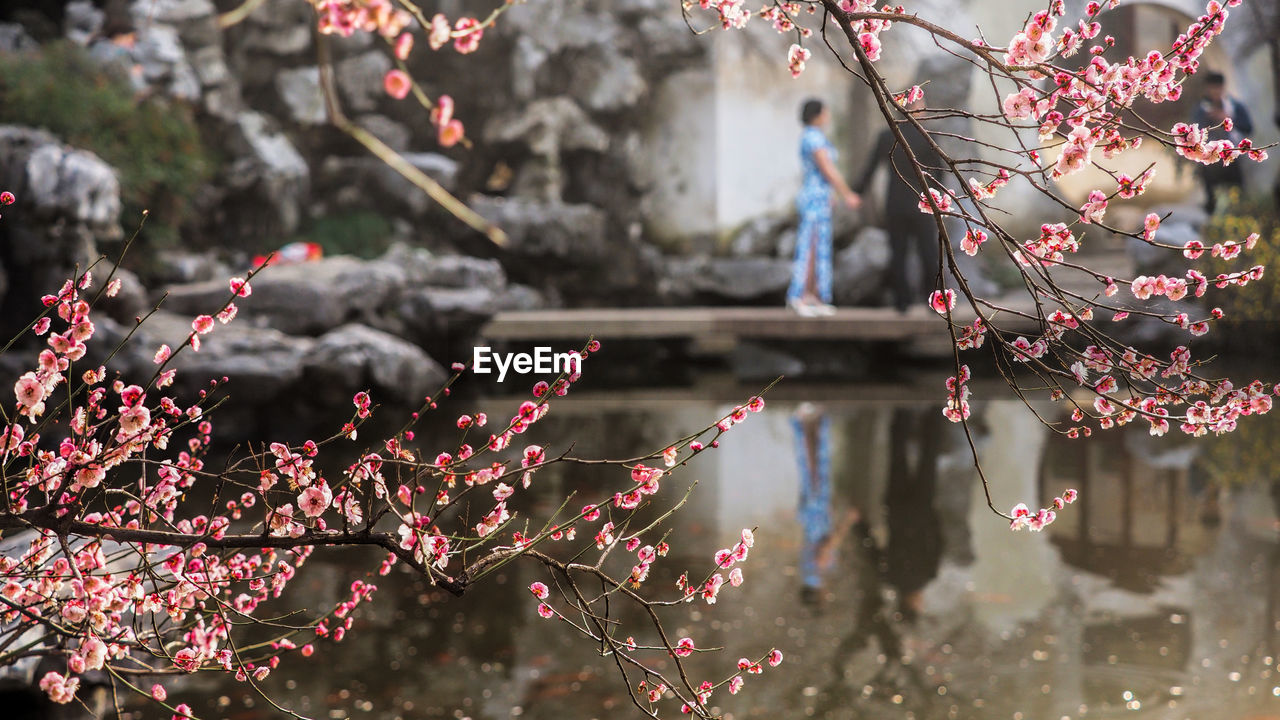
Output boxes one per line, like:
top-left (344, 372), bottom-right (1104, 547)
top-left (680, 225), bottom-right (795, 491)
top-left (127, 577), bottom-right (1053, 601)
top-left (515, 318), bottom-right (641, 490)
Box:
top-left (659, 256), bottom-right (791, 303)
top-left (376, 243), bottom-right (533, 323)
top-left (130, 0), bottom-right (217, 25)
top-left (17, 138), bottom-right (122, 232)
top-left (483, 97), bottom-right (608, 200)
top-left (98, 268), bottom-right (149, 324)
top-left (730, 215), bottom-right (789, 257)
top-left (201, 84), bottom-right (244, 121)
top-left (317, 153), bottom-right (458, 216)
top-left (64, 1), bottom-right (104, 45)
top-left (0, 23), bottom-right (37, 53)
top-left (511, 35), bottom-right (549, 102)
top-left (612, 0), bottom-right (669, 15)
top-left (354, 114), bottom-right (411, 152)
top-left (833, 226), bottom-right (891, 306)
top-left (412, 286), bottom-right (499, 316)
top-left (501, 1), bottom-right (620, 54)
top-left (304, 323), bottom-right (446, 402)
top-left (131, 24), bottom-right (201, 100)
top-left (162, 256), bottom-right (407, 336)
top-left (114, 310), bottom-right (316, 401)
top-left (329, 28), bottom-right (374, 54)
top-left (636, 15), bottom-right (703, 62)
top-left (0, 125), bottom-right (120, 233)
top-left (0, 126), bottom-right (122, 334)
top-left (380, 245), bottom-right (507, 292)
top-left (223, 111), bottom-right (309, 237)
top-left (150, 250), bottom-right (232, 285)
top-left (335, 51), bottom-right (392, 114)
top-left (486, 97), bottom-right (610, 155)
top-left (468, 196), bottom-right (608, 260)
top-left (496, 283), bottom-right (548, 311)
top-left (275, 66), bottom-right (326, 125)
top-left (189, 45), bottom-right (231, 87)
top-left (775, 228), bottom-right (797, 260)
top-left (237, 0), bottom-right (312, 56)
top-left (567, 47), bottom-right (647, 112)
top-left (391, 286), bottom-right (499, 356)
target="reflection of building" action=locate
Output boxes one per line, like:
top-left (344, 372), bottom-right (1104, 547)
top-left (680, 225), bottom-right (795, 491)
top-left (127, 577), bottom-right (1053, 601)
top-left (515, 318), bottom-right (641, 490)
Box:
top-left (1039, 427), bottom-right (1202, 594)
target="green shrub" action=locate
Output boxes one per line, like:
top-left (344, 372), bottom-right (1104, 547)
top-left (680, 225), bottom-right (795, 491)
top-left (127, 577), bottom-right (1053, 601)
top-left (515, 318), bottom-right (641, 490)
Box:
top-left (1201, 190), bottom-right (1280, 324)
top-left (296, 210), bottom-right (395, 259)
top-left (0, 41), bottom-right (217, 245)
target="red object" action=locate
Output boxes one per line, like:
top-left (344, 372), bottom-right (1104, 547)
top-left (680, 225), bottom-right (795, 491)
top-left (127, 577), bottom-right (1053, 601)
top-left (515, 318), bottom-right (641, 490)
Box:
top-left (252, 241), bottom-right (323, 268)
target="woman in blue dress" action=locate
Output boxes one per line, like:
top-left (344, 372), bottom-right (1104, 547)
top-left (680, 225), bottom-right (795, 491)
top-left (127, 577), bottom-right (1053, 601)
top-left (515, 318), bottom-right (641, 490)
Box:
top-left (788, 99), bottom-right (861, 316)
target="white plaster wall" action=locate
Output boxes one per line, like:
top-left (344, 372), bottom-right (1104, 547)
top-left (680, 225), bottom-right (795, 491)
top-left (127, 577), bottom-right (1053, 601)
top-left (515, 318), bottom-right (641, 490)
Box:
top-left (638, 66), bottom-right (719, 243)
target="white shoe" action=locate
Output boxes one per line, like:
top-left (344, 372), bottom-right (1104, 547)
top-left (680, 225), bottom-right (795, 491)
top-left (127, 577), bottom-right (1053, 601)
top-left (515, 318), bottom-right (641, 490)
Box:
top-left (814, 303), bottom-right (836, 316)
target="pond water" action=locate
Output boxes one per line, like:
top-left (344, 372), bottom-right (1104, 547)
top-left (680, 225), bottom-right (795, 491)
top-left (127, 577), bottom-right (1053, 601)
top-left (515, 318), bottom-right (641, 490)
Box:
top-left (136, 371), bottom-right (1280, 720)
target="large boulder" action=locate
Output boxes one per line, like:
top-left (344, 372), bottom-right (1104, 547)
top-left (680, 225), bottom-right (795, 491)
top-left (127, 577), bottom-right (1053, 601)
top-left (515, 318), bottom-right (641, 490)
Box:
top-left (0, 23), bottom-right (37, 53)
top-left (275, 65), bottom-right (326, 126)
top-left (335, 51), bottom-right (392, 113)
top-left (221, 111), bottom-right (310, 240)
top-left (132, 25), bottom-right (201, 98)
top-left (161, 256), bottom-right (407, 335)
top-left (833, 226), bottom-right (891, 306)
top-left (391, 286), bottom-right (500, 356)
top-left (97, 268), bottom-right (150, 325)
top-left (730, 215), bottom-right (790, 258)
top-left (105, 310), bottom-right (316, 402)
top-left (149, 249), bottom-right (233, 285)
top-left (468, 196), bottom-right (608, 260)
top-left (233, 0), bottom-right (313, 56)
top-left (658, 255), bottom-right (792, 303)
top-left (565, 46), bottom-right (647, 113)
top-left (304, 323), bottom-right (447, 403)
top-left (0, 127), bottom-right (122, 233)
top-left (0, 126), bottom-right (121, 335)
top-left (316, 153), bottom-right (458, 216)
top-left (378, 243), bottom-right (512, 297)
top-left (483, 97), bottom-right (609, 201)
top-left (389, 248), bottom-right (506, 292)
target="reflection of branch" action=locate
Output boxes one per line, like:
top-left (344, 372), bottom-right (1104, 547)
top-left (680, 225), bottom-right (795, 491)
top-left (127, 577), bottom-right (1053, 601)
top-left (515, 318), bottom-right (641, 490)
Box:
top-left (217, 0), bottom-right (268, 29)
top-left (314, 32), bottom-right (508, 246)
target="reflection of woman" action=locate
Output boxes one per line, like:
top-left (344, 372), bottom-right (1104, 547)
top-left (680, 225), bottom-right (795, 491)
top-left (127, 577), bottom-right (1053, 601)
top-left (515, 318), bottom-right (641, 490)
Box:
top-left (787, 100), bottom-right (861, 317)
top-left (793, 403), bottom-right (857, 606)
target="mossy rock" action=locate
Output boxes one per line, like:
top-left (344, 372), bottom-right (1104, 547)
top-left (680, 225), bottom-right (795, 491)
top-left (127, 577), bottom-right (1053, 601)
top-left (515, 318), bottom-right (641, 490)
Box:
top-left (0, 40), bottom-right (218, 246)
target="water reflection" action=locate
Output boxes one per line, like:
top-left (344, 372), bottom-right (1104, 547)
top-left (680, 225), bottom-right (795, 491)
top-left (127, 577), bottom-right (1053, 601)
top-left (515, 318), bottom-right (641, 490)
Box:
top-left (140, 386), bottom-right (1280, 720)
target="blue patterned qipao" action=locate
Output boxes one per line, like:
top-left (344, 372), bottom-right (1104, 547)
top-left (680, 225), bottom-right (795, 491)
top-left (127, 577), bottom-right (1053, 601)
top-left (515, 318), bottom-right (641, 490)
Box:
top-left (792, 413), bottom-right (832, 589)
top-left (787, 126), bottom-right (835, 304)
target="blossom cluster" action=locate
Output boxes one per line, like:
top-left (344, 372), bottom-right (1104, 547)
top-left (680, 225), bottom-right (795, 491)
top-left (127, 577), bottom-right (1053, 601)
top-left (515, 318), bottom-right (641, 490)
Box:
top-left (1009, 488), bottom-right (1077, 531)
top-left (943, 365), bottom-right (971, 423)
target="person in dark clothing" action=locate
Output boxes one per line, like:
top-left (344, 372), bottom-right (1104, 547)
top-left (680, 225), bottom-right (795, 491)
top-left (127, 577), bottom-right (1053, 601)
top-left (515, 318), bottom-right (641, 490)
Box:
top-left (852, 100), bottom-right (947, 313)
top-left (1192, 71), bottom-right (1255, 214)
